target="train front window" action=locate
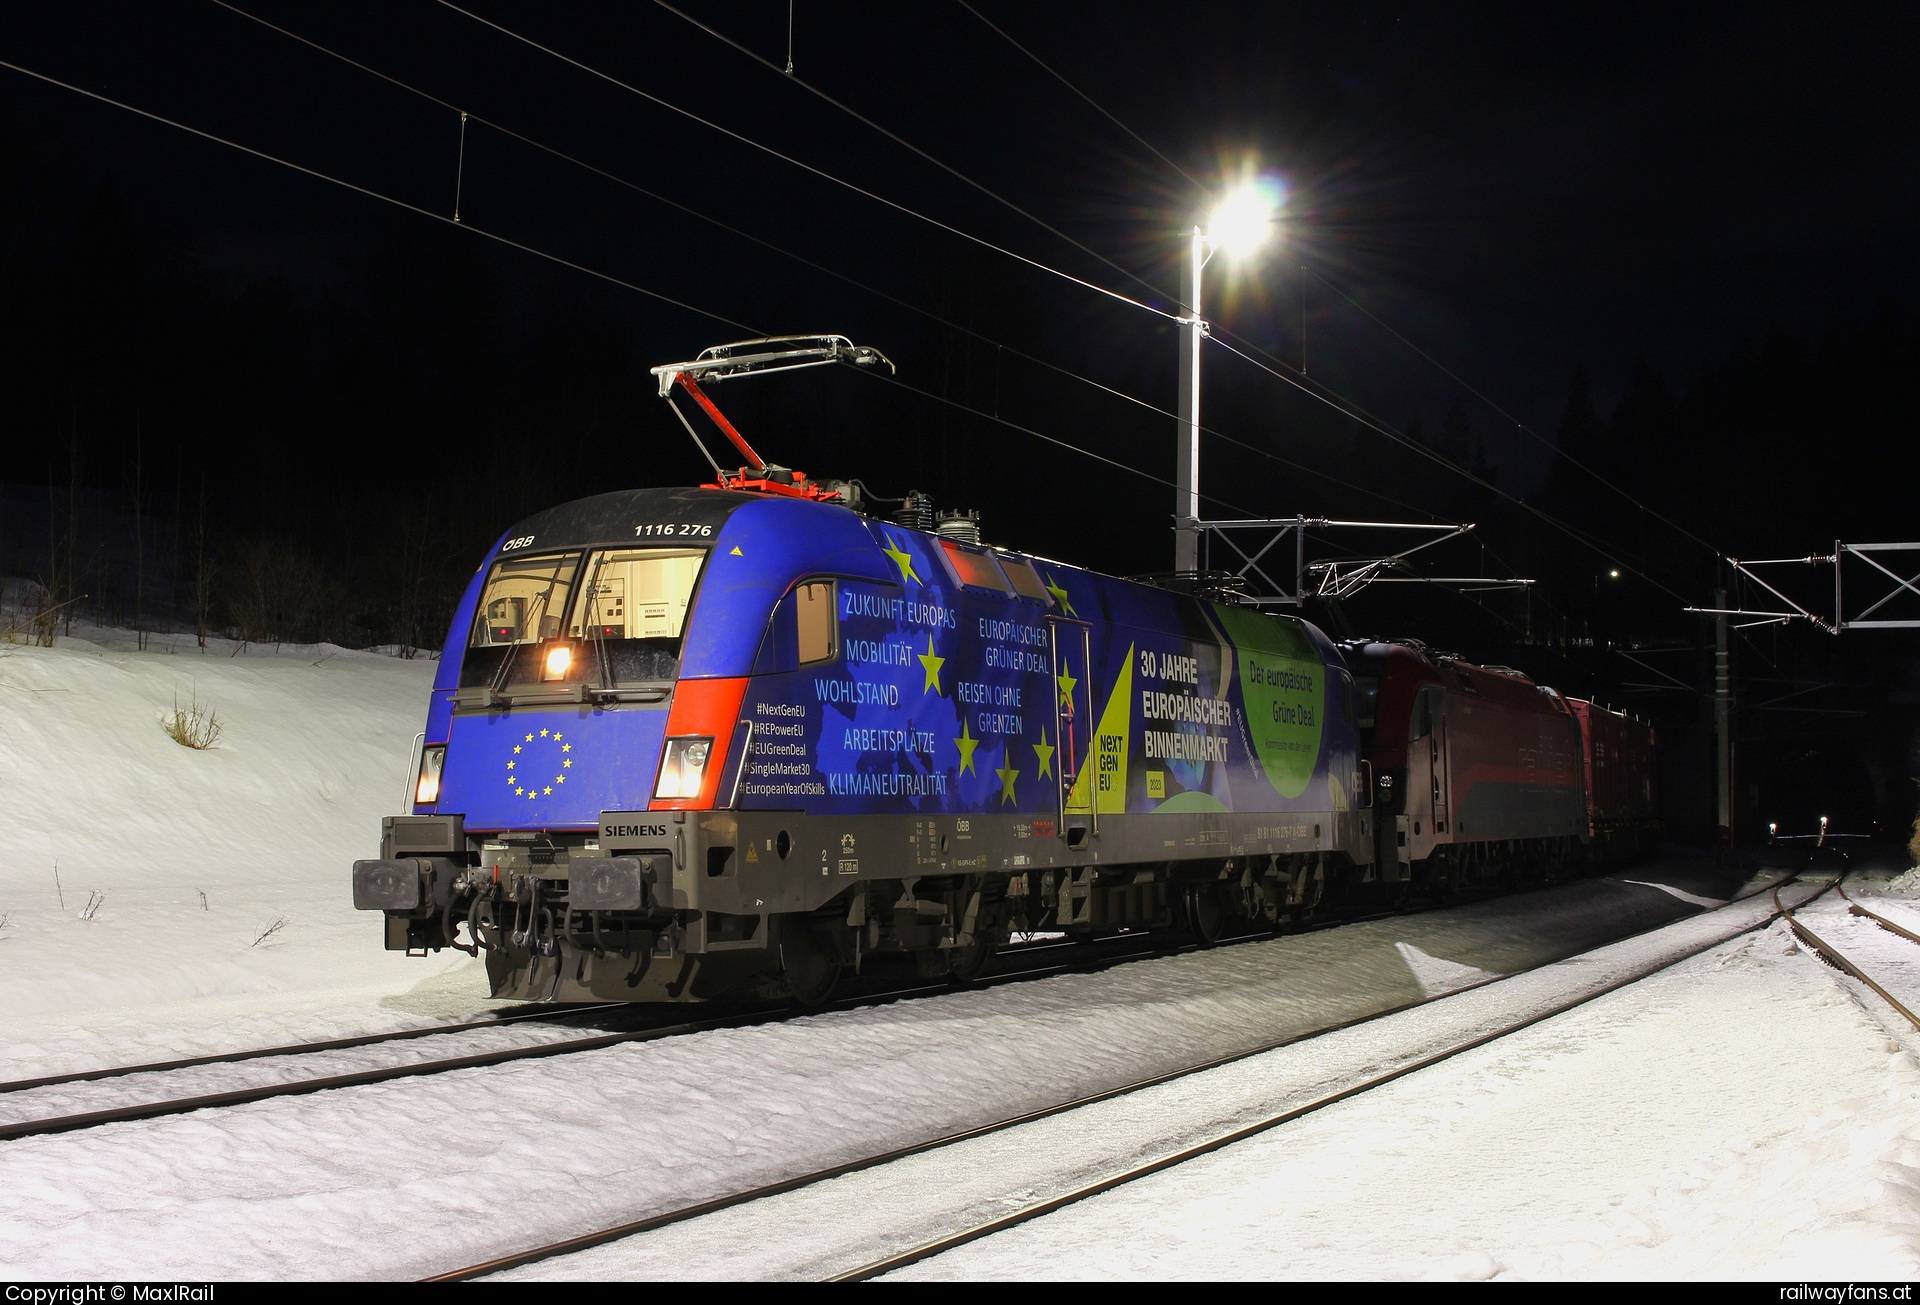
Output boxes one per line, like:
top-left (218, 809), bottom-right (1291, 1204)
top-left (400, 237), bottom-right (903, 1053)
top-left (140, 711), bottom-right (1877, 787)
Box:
top-left (568, 548), bottom-right (708, 685)
top-left (472, 553), bottom-right (582, 647)
top-left (1353, 676), bottom-right (1379, 730)
top-left (571, 548), bottom-right (704, 642)
top-left (458, 547), bottom-right (706, 693)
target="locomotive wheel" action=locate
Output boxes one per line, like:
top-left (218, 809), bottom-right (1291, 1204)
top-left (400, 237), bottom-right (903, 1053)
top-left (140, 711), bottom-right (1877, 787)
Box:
top-left (1183, 884), bottom-right (1225, 947)
top-left (779, 923), bottom-right (842, 1008)
top-left (947, 933), bottom-right (997, 983)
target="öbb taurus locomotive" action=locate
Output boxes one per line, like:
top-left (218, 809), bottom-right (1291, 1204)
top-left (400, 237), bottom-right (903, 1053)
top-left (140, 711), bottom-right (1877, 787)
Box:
top-left (350, 337), bottom-right (1657, 1003)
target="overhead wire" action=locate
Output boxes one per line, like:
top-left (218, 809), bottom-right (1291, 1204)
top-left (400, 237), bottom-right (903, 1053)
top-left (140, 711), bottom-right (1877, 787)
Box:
top-left (434, 0), bottom-right (1561, 543)
top-left (206, 0), bottom-right (1440, 523)
top-left (1202, 278), bottom-right (1732, 601)
top-left (78, 6), bottom-right (1699, 614)
top-left (952, 0), bottom-right (1206, 193)
top-left (651, 0), bottom-right (1184, 312)
top-left (918, 21), bottom-right (1823, 699)
top-left (612, 0), bottom-right (1704, 604)
top-left (432, 0), bottom-right (1183, 325)
top-left (0, 56), bottom-right (757, 334)
top-left (1296, 263), bottom-right (1726, 559)
top-left (915, 0), bottom-right (1738, 600)
top-left (1205, 332), bottom-right (1695, 604)
top-left (0, 53), bottom-right (1270, 521)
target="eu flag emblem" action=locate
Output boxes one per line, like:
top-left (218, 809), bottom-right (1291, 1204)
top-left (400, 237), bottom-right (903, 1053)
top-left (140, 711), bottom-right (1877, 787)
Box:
top-left (505, 727), bottom-right (577, 800)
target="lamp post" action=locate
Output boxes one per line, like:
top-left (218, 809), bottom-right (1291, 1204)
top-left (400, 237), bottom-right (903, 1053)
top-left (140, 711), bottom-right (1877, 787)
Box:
top-left (1174, 180), bottom-right (1281, 574)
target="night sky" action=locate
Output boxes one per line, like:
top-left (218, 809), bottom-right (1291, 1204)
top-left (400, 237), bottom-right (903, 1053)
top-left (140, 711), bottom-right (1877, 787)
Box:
top-left (3, 2), bottom-right (1919, 829)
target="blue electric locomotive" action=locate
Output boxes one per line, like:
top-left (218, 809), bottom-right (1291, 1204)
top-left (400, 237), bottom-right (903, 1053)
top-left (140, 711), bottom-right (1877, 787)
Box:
top-left (352, 338), bottom-right (1378, 1002)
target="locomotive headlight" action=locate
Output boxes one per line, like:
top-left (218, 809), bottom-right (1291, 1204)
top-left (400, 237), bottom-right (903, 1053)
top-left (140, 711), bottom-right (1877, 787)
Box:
top-left (543, 643), bottom-right (574, 681)
top-left (655, 736), bottom-right (715, 800)
top-left (415, 745), bottom-right (446, 805)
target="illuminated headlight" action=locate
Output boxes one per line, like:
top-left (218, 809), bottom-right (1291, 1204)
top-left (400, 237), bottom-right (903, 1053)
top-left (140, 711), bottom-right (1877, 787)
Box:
top-left (543, 643), bottom-right (574, 681)
top-left (654, 736), bottom-right (714, 800)
top-left (415, 745), bottom-right (446, 805)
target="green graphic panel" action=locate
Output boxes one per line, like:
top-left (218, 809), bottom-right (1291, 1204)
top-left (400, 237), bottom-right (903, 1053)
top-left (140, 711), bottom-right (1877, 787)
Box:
top-left (1153, 789), bottom-right (1231, 814)
top-left (1215, 605), bottom-right (1324, 799)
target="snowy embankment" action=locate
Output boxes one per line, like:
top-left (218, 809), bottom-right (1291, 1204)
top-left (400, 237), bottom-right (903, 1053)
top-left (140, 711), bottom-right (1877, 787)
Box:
top-left (0, 624), bottom-right (485, 1077)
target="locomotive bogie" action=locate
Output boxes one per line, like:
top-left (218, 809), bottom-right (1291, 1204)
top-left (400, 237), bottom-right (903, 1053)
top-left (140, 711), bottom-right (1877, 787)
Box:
top-left (380, 800), bottom-right (1371, 1001)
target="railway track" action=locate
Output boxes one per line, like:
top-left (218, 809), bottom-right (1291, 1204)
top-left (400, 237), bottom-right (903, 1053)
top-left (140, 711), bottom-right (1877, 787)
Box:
top-left (0, 927), bottom-right (1253, 1142)
top-left (0, 849), bottom-right (1617, 1140)
top-left (434, 870), bottom-right (1827, 1283)
top-left (1777, 878), bottom-right (1920, 1032)
top-left (0, 870), bottom-right (1548, 1145)
top-left (0, 1000), bottom-right (625, 1095)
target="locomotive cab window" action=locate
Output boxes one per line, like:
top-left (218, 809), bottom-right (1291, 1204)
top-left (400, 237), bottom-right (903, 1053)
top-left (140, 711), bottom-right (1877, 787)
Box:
top-left (567, 547), bottom-right (707, 685)
top-left (1353, 676), bottom-right (1380, 731)
top-left (1409, 686), bottom-right (1436, 741)
top-left (754, 579), bottom-right (840, 675)
top-left (473, 553), bottom-right (582, 647)
top-left (1336, 670), bottom-right (1357, 728)
top-left (459, 547), bottom-right (706, 693)
top-left (794, 580), bottom-right (838, 665)
top-left (571, 549), bottom-right (703, 642)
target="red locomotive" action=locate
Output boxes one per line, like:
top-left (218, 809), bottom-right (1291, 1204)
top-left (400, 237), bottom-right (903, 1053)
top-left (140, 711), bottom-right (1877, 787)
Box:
top-left (1568, 697), bottom-right (1660, 862)
top-left (1342, 640), bottom-right (1657, 897)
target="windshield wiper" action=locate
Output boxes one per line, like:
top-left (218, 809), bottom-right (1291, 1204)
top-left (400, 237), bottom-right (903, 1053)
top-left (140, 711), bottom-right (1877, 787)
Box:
top-left (585, 561), bottom-right (613, 692)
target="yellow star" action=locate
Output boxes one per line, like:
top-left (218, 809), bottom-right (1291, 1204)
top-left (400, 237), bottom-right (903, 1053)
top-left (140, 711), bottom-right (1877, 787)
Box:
top-left (514, 786), bottom-right (524, 796)
top-left (553, 732), bottom-right (563, 741)
top-left (562, 743), bottom-right (571, 753)
top-left (1044, 574), bottom-right (1075, 615)
top-left (563, 759), bottom-right (572, 769)
top-left (543, 786), bottom-right (553, 795)
top-left (1056, 661), bottom-right (1079, 708)
top-left (506, 775), bottom-right (517, 785)
top-left (556, 775), bottom-right (565, 784)
top-left (524, 732), bottom-right (534, 743)
top-left (527, 789), bottom-right (538, 801)
top-left (540, 729), bottom-right (551, 737)
top-left (1033, 727), bottom-right (1055, 780)
top-left (918, 635), bottom-right (945, 695)
top-left (882, 534), bottom-right (920, 586)
top-left (507, 760), bottom-right (516, 771)
top-left (954, 721), bottom-right (980, 775)
top-left (512, 744), bottom-right (522, 754)
top-left (995, 762), bottom-right (1020, 805)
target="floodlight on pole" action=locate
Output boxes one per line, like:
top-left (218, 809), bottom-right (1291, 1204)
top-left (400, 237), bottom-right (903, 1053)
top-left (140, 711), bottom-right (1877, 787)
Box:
top-left (1175, 176), bottom-right (1282, 573)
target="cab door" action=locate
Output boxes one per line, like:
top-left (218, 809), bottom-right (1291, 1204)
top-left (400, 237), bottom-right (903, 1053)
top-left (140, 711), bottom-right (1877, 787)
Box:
top-left (1403, 684), bottom-right (1442, 860)
top-left (1049, 618), bottom-right (1095, 843)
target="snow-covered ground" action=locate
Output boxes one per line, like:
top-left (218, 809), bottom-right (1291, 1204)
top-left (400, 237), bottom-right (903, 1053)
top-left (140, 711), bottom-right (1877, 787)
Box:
top-left (899, 891), bottom-right (1920, 1282)
top-left (1, 617), bottom-right (1917, 1281)
top-left (0, 621), bottom-right (488, 1080)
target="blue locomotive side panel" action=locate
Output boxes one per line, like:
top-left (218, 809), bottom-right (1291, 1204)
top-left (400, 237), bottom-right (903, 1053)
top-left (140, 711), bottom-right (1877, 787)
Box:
top-left (679, 497), bottom-right (897, 678)
top-left (734, 519), bottom-right (1358, 820)
top-left (413, 487), bottom-right (1355, 833)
